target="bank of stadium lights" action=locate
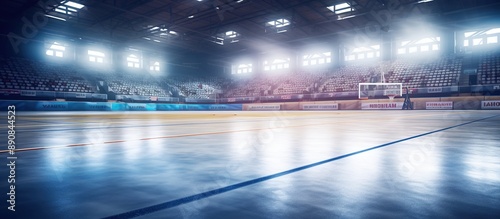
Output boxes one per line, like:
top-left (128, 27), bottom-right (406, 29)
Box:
top-left (267, 19), bottom-right (290, 33)
top-left (148, 26), bottom-right (178, 35)
top-left (143, 26), bottom-right (179, 42)
top-left (327, 2), bottom-right (353, 15)
top-left (63, 1), bottom-right (85, 9)
top-left (213, 37), bottom-right (225, 45)
top-left (212, 31), bottom-right (240, 45)
top-left (45, 14), bottom-right (66, 21)
top-left (267, 19), bottom-right (290, 28)
top-left (46, 1), bottom-right (85, 21)
top-left (417, 0), bottom-right (434, 3)
top-left (226, 31), bottom-right (238, 38)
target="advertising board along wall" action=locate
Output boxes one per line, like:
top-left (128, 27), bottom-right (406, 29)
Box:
top-left (426, 102), bottom-right (453, 110)
top-left (361, 102), bottom-right (404, 110)
top-left (481, 100), bottom-right (500, 110)
top-left (301, 104), bottom-right (339, 110)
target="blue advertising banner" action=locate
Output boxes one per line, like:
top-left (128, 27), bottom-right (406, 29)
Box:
top-left (0, 101), bottom-right (32, 111)
top-left (125, 103), bottom-right (157, 111)
top-left (155, 104), bottom-right (181, 111)
top-left (207, 104), bottom-right (242, 111)
top-left (0, 101), bottom-right (243, 111)
top-left (35, 101), bottom-right (69, 111)
top-left (84, 102), bottom-right (113, 111)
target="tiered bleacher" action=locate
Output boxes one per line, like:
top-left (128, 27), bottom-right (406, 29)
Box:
top-left (273, 71), bottom-right (326, 95)
top-left (95, 71), bottom-right (170, 97)
top-left (320, 65), bottom-right (373, 92)
top-left (478, 52), bottom-right (500, 85)
top-left (0, 58), bottom-right (93, 93)
top-left (225, 75), bottom-right (275, 97)
top-left (166, 75), bottom-right (227, 99)
top-left (2, 53), bottom-right (499, 102)
top-left (386, 56), bottom-right (462, 88)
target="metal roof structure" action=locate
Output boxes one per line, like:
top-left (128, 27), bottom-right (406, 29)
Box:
top-left (1, 0), bottom-right (500, 59)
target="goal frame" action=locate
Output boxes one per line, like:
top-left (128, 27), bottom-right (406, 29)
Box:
top-left (358, 82), bottom-right (403, 100)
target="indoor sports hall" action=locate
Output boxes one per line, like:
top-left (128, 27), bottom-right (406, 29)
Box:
top-left (1, 110), bottom-right (499, 218)
top-left (1, 0), bottom-right (500, 218)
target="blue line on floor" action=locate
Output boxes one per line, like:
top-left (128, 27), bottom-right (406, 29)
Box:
top-left (102, 114), bottom-right (499, 219)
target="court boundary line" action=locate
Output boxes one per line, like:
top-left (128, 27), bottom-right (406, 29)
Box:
top-left (102, 114), bottom-right (499, 219)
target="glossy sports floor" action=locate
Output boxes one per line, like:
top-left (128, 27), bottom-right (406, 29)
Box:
top-left (1, 110), bottom-right (500, 219)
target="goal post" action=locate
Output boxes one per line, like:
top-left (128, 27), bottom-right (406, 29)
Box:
top-left (359, 83), bottom-right (403, 100)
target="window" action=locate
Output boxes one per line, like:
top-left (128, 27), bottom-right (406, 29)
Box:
top-left (344, 45), bottom-right (380, 61)
top-left (232, 63), bottom-right (252, 74)
top-left (127, 54), bottom-right (140, 68)
top-left (462, 27), bottom-right (500, 48)
top-left (88, 50), bottom-right (105, 63)
top-left (473, 38), bottom-right (483, 46)
top-left (345, 54), bottom-right (355, 61)
top-left (150, 62), bottom-right (160, 71)
top-left (397, 37), bottom-right (440, 55)
top-left (303, 52), bottom-right (332, 66)
top-left (263, 58), bottom-right (290, 71)
top-left (487, 36), bottom-right (498, 44)
top-left (46, 42), bottom-right (65, 58)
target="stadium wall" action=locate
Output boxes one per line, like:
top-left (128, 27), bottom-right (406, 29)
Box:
top-left (243, 96), bottom-right (500, 110)
top-left (1, 96), bottom-right (500, 111)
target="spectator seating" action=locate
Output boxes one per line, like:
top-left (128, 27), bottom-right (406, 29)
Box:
top-left (0, 58), bottom-right (93, 92)
top-left (0, 53), bottom-right (484, 100)
top-left (478, 52), bottom-right (500, 85)
top-left (273, 71), bottom-right (327, 95)
top-left (386, 56), bottom-right (461, 88)
top-left (165, 75), bottom-right (228, 99)
top-left (320, 65), bottom-right (373, 92)
top-left (94, 71), bottom-right (169, 97)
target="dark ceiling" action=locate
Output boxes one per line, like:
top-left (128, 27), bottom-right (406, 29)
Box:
top-left (1, 0), bottom-right (500, 61)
